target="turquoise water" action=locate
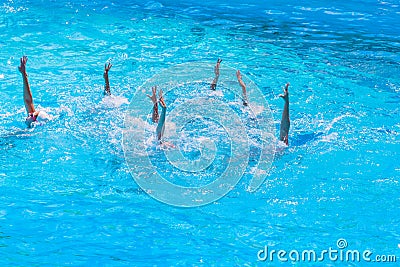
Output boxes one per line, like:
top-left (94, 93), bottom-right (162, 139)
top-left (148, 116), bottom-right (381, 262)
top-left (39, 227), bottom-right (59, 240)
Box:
top-left (1, 0), bottom-right (400, 266)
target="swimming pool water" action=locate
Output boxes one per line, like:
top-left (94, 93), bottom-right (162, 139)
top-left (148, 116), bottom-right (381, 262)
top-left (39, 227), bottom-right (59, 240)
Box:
top-left (1, 0), bottom-right (399, 265)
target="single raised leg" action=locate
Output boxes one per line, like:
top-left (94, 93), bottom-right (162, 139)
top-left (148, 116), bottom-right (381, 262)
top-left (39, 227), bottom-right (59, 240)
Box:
top-left (156, 89), bottom-right (167, 141)
top-left (236, 70), bottom-right (248, 106)
top-left (279, 83), bottom-right (290, 145)
top-left (210, 58), bottom-right (222, 90)
top-left (103, 62), bottom-right (112, 95)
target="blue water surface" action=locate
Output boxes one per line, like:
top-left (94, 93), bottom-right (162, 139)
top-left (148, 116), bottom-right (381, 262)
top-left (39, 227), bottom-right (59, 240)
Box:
top-left (1, 0), bottom-right (400, 266)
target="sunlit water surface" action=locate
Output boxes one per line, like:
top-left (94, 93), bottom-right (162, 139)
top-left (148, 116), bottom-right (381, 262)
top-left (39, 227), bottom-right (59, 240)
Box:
top-left (0, 0), bottom-right (399, 266)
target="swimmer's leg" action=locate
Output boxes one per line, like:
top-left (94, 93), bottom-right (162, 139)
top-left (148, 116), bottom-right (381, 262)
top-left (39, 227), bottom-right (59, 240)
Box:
top-left (279, 83), bottom-right (290, 145)
top-left (236, 70), bottom-right (248, 106)
top-left (210, 58), bottom-right (222, 90)
top-left (19, 56), bottom-right (36, 114)
top-left (152, 102), bottom-right (159, 124)
top-left (103, 62), bottom-right (112, 95)
top-left (156, 105), bottom-right (166, 141)
top-left (147, 86), bottom-right (159, 123)
top-left (156, 90), bottom-right (167, 141)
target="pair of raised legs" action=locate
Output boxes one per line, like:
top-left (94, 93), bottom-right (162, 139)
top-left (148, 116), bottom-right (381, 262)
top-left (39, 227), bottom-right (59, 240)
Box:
top-left (147, 86), bottom-right (167, 142)
top-left (210, 58), bottom-right (290, 145)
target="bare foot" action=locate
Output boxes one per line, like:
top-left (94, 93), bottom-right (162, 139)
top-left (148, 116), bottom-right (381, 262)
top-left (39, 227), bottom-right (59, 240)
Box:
top-left (147, 86), bottom-right (158, 105)
top-left (236, 69), bottom-right (242, 81)
top-left (103, 62), bottom-right (112, 78)
top-left (279, 83), bottom-right (290, 102)
top-left (18, 56), bottom-right (28, 75)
